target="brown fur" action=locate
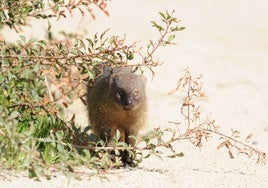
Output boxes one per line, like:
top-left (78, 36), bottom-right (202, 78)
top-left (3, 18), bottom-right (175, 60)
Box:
top-left (87, 66), bottom-right (147, 146)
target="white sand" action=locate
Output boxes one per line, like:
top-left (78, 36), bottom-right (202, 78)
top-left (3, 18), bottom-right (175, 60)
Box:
top-left (1, 0), bottom-right (268, 187)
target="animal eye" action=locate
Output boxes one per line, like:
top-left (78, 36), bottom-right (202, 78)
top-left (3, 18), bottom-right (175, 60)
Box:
top-left (132, 91), bottom-right (139, 99)
top-left (117, 89), bottom-right (125, 99)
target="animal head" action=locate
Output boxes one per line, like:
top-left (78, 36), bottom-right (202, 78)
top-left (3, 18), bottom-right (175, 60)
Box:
top-left (110, 73), bottom-right (147, 111)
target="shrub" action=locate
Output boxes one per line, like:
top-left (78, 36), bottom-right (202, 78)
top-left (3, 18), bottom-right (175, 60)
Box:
top-left (0, 0), bottom-right (265, 179)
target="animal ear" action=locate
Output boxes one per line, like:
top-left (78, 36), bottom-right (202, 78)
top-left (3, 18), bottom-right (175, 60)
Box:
top-left (111, 75), bottom-right (121, 88)
top-left (112, 74), bottom-right (120, 82)
top-left (107, 72), bottom-right (119, 91)
top-left (107, 68), bottom-right (119, 84)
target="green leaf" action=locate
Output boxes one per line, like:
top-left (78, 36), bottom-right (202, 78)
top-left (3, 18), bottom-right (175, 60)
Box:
top-left (9, 110), bottom-right (20, 119)
top-left (39, 40), bottom-right (47, 45)
top-left (151, 21), bottom-right (164, 31)
top-left (33, 63), bottom-right (40, 72)
top-left (168, 34), bottom-right (175, 42)
top-left (19, 35), bottom-right (26, 43)
top-left (148, 143), bottom-right (156, 149)
top-left (53, 4), bottom-right (60, 12)
top-left (28, 168), bottom-right (38, 179)
top-left (17, 54), bottom-right (23, 63)
top-left (57, 144), bottom-right (64, 153)
top-left (166, 152), bottom-right (185, 158)
top-left (159, 12), bottom-right (166, 20)
top-left (87, 69), bottom-right (95, 79)
top-left (23, 155), bottom-right (32, 167)
top-left (144, 153), bottom-right (151, 158)
top-left (28, 38), bottom-right (37, 44)
top-left (127, 52), bottom-right (134, 60)
top-left (86, 38), bottom-right (94, 48)
top-left (177, 26), bottom-right (186, 31)
top-left (115, 129), bottom-right (121, 141)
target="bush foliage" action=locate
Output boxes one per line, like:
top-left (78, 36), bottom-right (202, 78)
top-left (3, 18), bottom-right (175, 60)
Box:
top-left (0, 0), bottom-right (266, 179)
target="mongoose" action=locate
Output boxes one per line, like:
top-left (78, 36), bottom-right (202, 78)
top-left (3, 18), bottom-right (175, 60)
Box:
top-left (87, 66), bottom-right (148, 147)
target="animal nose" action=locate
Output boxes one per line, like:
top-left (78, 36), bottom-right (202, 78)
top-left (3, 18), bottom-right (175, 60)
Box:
top-left (125, 98), bottom-right (133, 106)
top-left (122, 97), bottom-right (135, 111)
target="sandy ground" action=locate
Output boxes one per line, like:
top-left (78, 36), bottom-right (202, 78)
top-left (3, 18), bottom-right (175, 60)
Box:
top-left (1, 0), bottom-right (268, 187)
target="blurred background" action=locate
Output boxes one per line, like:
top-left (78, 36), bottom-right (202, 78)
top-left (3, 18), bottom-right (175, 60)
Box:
top-left (2, 0), bottom-right (268, 150)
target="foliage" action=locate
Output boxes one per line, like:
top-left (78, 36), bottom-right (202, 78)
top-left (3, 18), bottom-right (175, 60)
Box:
top-left (167, 69), bottom-right (266, 164)
top-left (0, 0), bottom-right (109, 31)
top-left (0, 0), bottom-right (266, 180)
top-left (0, 0), bottom-right (186, 178)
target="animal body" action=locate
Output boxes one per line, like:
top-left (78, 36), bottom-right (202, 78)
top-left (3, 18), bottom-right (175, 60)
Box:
top-left (87, 66), bottom-right (148, 147)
